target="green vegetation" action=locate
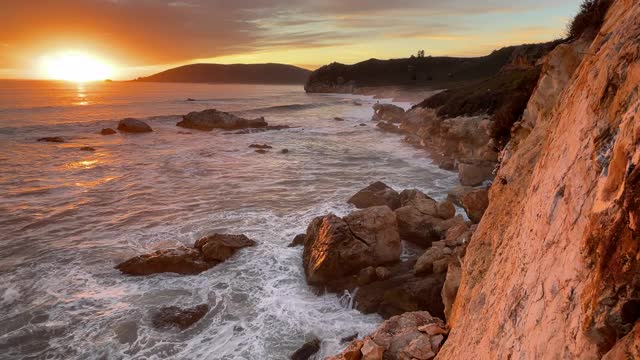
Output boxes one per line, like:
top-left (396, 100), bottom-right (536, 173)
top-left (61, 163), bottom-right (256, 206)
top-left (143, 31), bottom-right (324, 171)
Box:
top-left (567, 0), bottom-right (613, 40)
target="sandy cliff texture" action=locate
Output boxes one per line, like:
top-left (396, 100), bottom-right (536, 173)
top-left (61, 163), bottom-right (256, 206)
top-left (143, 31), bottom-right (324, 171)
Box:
top-left (438, 0), bottom-right (640, 358)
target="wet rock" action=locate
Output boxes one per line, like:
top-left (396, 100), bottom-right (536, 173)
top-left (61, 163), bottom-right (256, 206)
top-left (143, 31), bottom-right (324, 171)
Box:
top-left (186, 98), bottom-right (196, 101)
top-left (329, 312), bottom-right (447, 360)
top-left (376, 121), bottom-right (404, 134)
top-left (399, 189), bottom-right (433, 207)
top-left (340, 333), bottom-right (359, 344)
top-left (458, 160), bottom-right (495, 186)
top-left (359, 123), bottom-right (367, 126)
top-left (414, 247), bottom-right (447, 275)
top-left (117, 118), bottom-right (153, 133)
top-left (372, 103), bottom-right (405, 123)
top-left (375, 267), bottom-right (391, 280)
top-left (303, 206), bottom-right (401, 285)
top-left (353, 101), bottom-right (363, 106)
top-left (436, 200), bottom-right (456, 220)
top-left (334, 117), bottom-right (345, 121)
top-left (281, 148), bottom-right (290, 154)
top-left (459, 188), bottom-right (489, 223)
top-left (290, 337), bottom-right (321, 360)
top-left (178, 109), bottom-right (267, 131)
top-left (358, 266), bottom-right (377, 286)
top-left (177, 131), bottom-right (192, 135)
top-left (194, 234), bottom-right (256, 262)
top-left (228, 125), bottom-right (292, 134)
top-left (80, 146), bottom-right (96, 152)
top-left (37, 137), bottom-right (65, 143)
top-left (438, 157), bottom-right (456, 171)
top-left (288, 233), bottom-right (306, 248)
top-left (151, 304), bottom-right (209, 330)
top-left (100, 128), bottom-right (117, 135)
top-left (394, 199), bottom-right (443, 247)
top-left (348, 181), bottom-right (401, 210)
top-left (255, 149), bottom-right (268, 154)
top-left (115, 246), bottom-right (212, 276)
top-left (114, 320), bottom-right (138, 344)
top-left (249, 144), bottom-right (272, 149)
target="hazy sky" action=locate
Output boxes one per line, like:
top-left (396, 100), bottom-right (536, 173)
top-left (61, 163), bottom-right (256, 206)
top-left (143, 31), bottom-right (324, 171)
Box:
top-left (0, 0), bottom-right (584, 79)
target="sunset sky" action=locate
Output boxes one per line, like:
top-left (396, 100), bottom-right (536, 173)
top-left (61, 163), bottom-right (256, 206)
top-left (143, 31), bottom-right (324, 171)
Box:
top-left (1, 0), bottom-right (583, 80)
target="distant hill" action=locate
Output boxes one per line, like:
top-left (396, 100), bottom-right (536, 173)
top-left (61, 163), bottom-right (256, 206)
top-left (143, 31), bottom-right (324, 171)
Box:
top-left (135, 63), bottom-right (312, 84)
top-left (305, 42), bottom-right (561, 93)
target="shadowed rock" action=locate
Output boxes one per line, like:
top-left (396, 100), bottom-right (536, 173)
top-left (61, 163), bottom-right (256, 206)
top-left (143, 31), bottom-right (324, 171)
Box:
top-left (348, 181), bottom-right (401, 210)
top-left (117, 118), bottom-right (153, 133)
top-left (194, 234), bottom-right (256, 262)
top-left (249, 144), bottom-right (272, 149)
top-left (100, 128), bottom-right (117, 135)
top-left (151, 304), bottom-right (209, 330)
top-left (80, 146), bottom-right (96, 152)
top-left (288, 233), bottom-right (306, 248)
top-left (372, 103), bottom-right (405, 123)
top-left (178, 109), bottom-right (267, 131)
top-left (290, 337), bottom-right (321, 360)
top-left (37, 137), bottom-right (65, 143)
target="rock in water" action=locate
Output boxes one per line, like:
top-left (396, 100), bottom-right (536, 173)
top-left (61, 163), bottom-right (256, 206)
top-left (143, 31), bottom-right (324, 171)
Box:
top-left (327, 312), bottom-right (447, 360)
top-left (372, 103), bottom-right (405, 123)
top-left (457, 160), bottom-right (495, 186)
top-left (117, 118), bottom-right (153, 133)
top-left (151, 304), bottom-right (209, 330)
top-left (100, 128), bottom-right (117, 135)
top-left (290, 337), bottom-right (321, 360)
top-left (376, 121), bottom-right (404, 134)
top-left (288, 233), bottom-right (306, 247)
top-left (37, 137), bottom-right (65, 143)
top-left (458, 188), bottom-right (489, 223)
top-left (249, 144), bottom-right (272, 149)
top-left (302, 206), bottom-right (401, 285)
top-left (79, 146), bottom-right (96, 152)
top-left (194, 234), bottom-right (256, 262)
top-left (348, 181), bottom-right (401, 210)
top-left (177, 109), bottom-right (267, 131)
top-left (115, 246), bottom-right (212, 276)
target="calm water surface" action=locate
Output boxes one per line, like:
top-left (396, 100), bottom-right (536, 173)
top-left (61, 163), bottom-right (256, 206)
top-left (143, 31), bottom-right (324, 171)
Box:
top-left (0, 80), bottom-right (458, 359)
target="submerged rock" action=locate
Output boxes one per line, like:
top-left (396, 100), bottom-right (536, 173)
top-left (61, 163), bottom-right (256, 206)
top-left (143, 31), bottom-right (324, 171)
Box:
top-left (334, 117), bottom-right (345, 121)
top-left (178, 109), bottom-right (267, 131)
top-left (302, 206), bottom-right (401, 285)
top-left (281, 148), bottom-right (290, 154)
top-left (327, 312), bottom-right (447, 360)
top-left (117, 118), bottom-right (153, 133)
top-left (376, 121), bottom-right (404, 134)
top-left (100, 128), bottom-right (117, 135)
top-left (290, 337), bottom-right (321, 360)
top-left (249, 144), bottom-right (272, 149)
top-left (79, 146), bottom-right (96, 152)
top-left (194, 234), bottom-right (256, 262)
top-left (255, 149), bottom-right (268, 154)
top-left (227, 125), bottom-right (292, 134)
top-left (288, 233), bottom-right (306, 248)
top-left (151, 304), bottom-right (209, 330)
top-left (348, 181), bottom-right (401, 210)
top-left (37, 137), bottom-right (65, 143)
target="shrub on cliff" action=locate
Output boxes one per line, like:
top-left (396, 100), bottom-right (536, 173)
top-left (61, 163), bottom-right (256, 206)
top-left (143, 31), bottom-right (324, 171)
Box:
top-left (491, 92), bottom-right (532, 147)
top-left (567, 0), bottom-right (613, 40)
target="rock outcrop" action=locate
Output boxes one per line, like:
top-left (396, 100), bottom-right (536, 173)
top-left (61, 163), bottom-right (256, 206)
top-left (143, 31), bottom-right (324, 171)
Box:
top-left (394, 197), bottom-right (462, 247)
top-left (372, 103), bottom-right (405, 123)
top-left (347, 182), bottom-right (401, 210)
top-left (116, 234), bottom-right (256, 276)
top-left (151, 304), bottom-right (209, 330)
top-left (117, 118), bottom-right (153, 133)
top-left (439, 1), bottom-right (640, 358)
top-left (177, 109), bottom-right (267, 131)
top-left (327, 312), bottom-right (448, 360)
top-left (302, 206), bottom-right (401, 284)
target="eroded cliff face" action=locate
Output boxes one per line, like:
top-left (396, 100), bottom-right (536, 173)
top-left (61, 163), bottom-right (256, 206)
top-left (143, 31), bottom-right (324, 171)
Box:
top-left (439, 0), bottom-right (640, 358)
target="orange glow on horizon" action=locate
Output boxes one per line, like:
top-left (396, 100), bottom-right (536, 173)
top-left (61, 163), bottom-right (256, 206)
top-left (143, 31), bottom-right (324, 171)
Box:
top-left (40, 52), bottom-right (115, 82)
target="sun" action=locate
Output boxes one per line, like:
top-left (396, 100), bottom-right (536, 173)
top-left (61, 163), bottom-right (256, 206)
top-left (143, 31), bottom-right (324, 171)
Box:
top-left (41, 52), bottom-right (115, 82)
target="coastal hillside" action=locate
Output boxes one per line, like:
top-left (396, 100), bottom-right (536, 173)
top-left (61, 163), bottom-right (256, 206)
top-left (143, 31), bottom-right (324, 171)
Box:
top-left (304, 42), bottom-right (560, 93)
top-left (135, 63), bottom-right (311, 84)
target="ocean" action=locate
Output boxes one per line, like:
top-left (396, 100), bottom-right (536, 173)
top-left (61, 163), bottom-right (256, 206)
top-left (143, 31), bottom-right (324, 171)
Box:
top-left (0, 80), bottom-right (458, 359)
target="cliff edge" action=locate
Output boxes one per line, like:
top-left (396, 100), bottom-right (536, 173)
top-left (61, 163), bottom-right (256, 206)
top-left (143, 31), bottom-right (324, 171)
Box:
top-left (439, 0), bottom-right (640, 358)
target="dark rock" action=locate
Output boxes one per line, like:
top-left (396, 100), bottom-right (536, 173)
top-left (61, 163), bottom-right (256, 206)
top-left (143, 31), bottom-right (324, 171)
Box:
top-left (151, 304), bottom-right (209, 330)
top-left (115, 246), bottom-right (213, 276)
top-left (376, 121), bottom-right (404, 134)
top-left (249, 144), bottom-right (273, 149)
top-left (194, 234), bottom-right (256, 262)
top-left (291, 337), bottom-right (321, 360)
top-left (334, 117), bottom-right (345, 121)
top-left (37, 137), bottom-right (65, 143)
top-left (228, 125), bottom-right (292, 134)
top-left (303, 206), bottom-right (401, 285)
top-left (340, 334), bottom-right (359, 344)
top-left (117, 118), bottom-right (153, 133)
top-left (281, 148), bottom-right (290, 154)
top-left (394, 199), bottom-right (441, 247)
top-left (255, 149), bottom-right (268, 154)
top-left (100, 128), bottom-right (117, 135)
top-left (80, 146), bottom-right (96, 152)
top-left (177, 131), bottom-right (192, 135)
top-left (288, 233), bottom-right (306, 248)
top-left (372, 103), bottom-right (405, 123)
top-left (348, 181), bottom-right (401, 210)
top-left (186, 98), bottom-right (196, 101)
top-left (178, 109), bottom-right (267, 131)
top-left (353, 101), bottom-right (363, 106)
top-left (359, 123), bottom-right (367, 126)
top-left (399, 189), bottom-right (433, 207)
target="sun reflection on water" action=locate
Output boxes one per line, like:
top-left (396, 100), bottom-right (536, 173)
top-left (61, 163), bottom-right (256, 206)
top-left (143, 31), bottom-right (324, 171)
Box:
top-left (65, 159), bottom-right (99, 170)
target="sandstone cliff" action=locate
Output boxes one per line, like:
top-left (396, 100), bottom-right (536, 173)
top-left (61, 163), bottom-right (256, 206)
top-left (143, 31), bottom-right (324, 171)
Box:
top-left (439, 0), bottom-right (640, 358)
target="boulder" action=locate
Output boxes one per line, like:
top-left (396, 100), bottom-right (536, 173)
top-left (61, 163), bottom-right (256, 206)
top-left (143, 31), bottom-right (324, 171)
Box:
top-left (394, 199), bottom-right (443, 247)
top-left (288, 233), bottom-right (306, 247)
top-left (329, 312), bottom-right (447, 360)
top-left (414, 247), bottom-right (447, 275)
top-left (249, 144), bottom-right (272, 149)
top-left (80, 146), bottom-right (96, 152)
top-left (290, 337), bottom-right (321, 360)
top-left (458, 160), bottom-right (495, 186)
top-left (255, 149), bottom-right (268, 154)
top-left (115, 246), bottom-right (212, 276)
top-left (281, 149), bottom-right (290, 154)
top-left (459, 188), bottom-right (489, 223)
top-left (348, 181), bottom-right (401, 210)
top-left (399, 189), bottom-right (433, 207)
top-left (436, 200), bottom-right (456, 220)
top-left (194, 234), bottom-right (256, 262)
top-left (100, 128), bottom-right (117, 135)
top-left (178, 109), bottom-right (267, 131)
top-left (37, 137), bottom-right (65, 143)
top-left (376, 121), bottom-right (404, 134)
top-left (446, 185), bottom-right (476, 207)
top-left (334, 117), bottom-right (345, 121)
top-left (117, 118), bottom-right (153, 133)
top-left (302, 206), bottom-right (401, 285)
top-left (151, 304), bottom-right (209, 330)
top-left (372, 103), bottom-right (405, 123)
